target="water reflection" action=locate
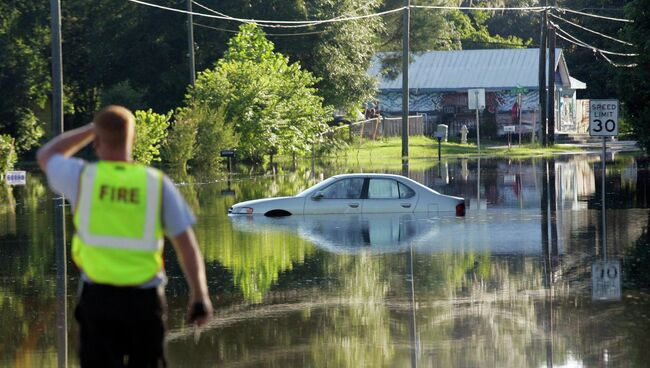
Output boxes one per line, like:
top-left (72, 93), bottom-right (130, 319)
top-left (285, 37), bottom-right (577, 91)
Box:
top-left (3, 154), bottom-right (650, 367)
top-left (230, 211), bottom-right (545, 255)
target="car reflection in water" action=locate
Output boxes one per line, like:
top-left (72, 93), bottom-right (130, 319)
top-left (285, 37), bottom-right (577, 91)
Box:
top-left (229, 210), bottom-right (545, 255)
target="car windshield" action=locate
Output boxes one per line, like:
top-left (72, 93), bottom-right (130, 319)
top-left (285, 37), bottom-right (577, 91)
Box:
top-left (296, 176), bottom-right (338, 197)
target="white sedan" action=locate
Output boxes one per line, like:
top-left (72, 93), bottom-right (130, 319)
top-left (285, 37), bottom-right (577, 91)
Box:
top-left (228, 173), bottom-right (466, 217)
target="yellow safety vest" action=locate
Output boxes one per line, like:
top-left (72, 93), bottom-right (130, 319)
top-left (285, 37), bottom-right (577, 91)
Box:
top-left (72, 161), bottom-right (164, 286)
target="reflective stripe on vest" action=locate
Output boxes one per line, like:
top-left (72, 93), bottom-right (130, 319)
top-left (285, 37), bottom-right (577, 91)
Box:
top-left (72, 161), bottom-right (163, 286)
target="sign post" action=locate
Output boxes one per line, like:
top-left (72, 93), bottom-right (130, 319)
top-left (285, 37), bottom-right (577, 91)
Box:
top-left (509, 86), bottom-right (528, 145)
top-left (504, 126), bottom-right (516, 149)
top-left (589, 99), bottom-right (618, 259)
top-left (589, 100), bottom-right (621, 302)
top-left (434, 131), bottom-right (443, 161)
top-left (468, 89), bottom-right (485, 155)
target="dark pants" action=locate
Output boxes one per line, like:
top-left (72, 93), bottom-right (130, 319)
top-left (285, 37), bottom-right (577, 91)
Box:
top-left (75, 282), bottom-right (167, 368)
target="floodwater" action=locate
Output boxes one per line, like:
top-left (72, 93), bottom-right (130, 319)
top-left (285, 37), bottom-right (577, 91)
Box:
top-left (3, 152), bottom-right (650, 367)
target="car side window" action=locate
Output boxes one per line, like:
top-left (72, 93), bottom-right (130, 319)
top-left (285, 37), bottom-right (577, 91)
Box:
top-left (368, 179), bottom-right (400, 199)
top-left (398, 182), bottom-right (415, 199)
top-left (320, 178), bottom-right (364, 199)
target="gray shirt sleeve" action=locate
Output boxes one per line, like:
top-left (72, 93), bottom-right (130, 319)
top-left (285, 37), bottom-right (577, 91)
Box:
top-left (45, 154), bottom-right (84, 209)
top-left (162, 174), bottom-right (197, 238)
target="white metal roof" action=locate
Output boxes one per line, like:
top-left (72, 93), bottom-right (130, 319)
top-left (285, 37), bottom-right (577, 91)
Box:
top-left (369, 48), bottom-right (584, 91)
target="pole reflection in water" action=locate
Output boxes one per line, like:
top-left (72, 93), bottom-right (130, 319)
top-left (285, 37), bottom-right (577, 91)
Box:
top-left (402, 158), bottom-right (409, 177)
top-left (407, 243), bottom-right (418, 368)
top-left (54, 196), bottom-right (67, 368)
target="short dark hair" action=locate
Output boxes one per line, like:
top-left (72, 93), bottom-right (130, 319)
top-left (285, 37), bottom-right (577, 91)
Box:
top-left (94, 105), bottom-right (135, 149)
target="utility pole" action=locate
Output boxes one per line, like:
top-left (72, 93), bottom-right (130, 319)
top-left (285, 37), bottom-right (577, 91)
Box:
top-left (50, 0), bottom-right (67, 366)
top-left (547, 24), bottom-right (556, 146)
top-left (187, 0), bottom-right (196, 86)
top-left (401, 0), bottom-right (410, 159)
top-left (538, 5), bottom-right (547, 146)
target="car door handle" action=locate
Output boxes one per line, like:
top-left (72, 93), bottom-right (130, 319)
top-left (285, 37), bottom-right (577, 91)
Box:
top-left (348, 203), bottom-right (360, 208)
top-left (401, 203), bottom-right (412, 208)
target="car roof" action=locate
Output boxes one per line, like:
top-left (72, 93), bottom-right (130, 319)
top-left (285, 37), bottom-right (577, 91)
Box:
top-left (330, 173), bottom-right (407, 179)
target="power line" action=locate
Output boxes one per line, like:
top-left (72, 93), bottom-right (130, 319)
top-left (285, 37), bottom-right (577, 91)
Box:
top-left (126, 0), bottom-right (634, 34)
top-left (550, 21), bottom-right (637, 56)
top-left (412, 4), bottom-right (549, 12)
top-left (551, 21), bottom-right (638, 67)
top-left (548, 12), bottom-right (633, 46)
top-left (126, 0), bottom-right (405, 28)
top-left (194, 22), bottom-right (326, 36)
top-left (555, 31), bottom-right (636, 67)
top-left (598, 51), bottom-right (637, 68)
top-left (555, 7), bottom-right (633, 23)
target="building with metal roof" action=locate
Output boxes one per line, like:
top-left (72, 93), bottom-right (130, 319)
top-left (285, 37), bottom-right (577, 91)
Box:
top-left (368, 48), bottom-right (587, 137)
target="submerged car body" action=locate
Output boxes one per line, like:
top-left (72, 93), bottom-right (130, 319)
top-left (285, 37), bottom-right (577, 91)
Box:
top-left (228, 173), bottom-right (466, 217)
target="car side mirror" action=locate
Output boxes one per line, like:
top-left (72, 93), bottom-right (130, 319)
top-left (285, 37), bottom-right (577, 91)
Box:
top-left (312, 191), bottom-right (324, 201)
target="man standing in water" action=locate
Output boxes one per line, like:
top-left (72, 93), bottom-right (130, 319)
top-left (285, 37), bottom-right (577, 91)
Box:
top-left (37, 105), bottom-right (212, 367)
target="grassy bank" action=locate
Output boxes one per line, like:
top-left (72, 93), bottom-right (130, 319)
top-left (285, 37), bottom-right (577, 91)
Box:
top-left (337, 136), bottom-right (585, 169)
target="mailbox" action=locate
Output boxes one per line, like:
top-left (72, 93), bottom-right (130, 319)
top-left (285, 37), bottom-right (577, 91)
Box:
top-left (436, 124), bottom-right (448, 142)
top-left (220, 149), bottom-right (236, 158)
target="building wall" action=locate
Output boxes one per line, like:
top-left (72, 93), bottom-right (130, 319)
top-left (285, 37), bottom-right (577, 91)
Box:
top-left (378, 89), bottom-right (587, 137)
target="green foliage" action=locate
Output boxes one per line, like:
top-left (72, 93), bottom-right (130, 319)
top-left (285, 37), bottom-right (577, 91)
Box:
top-left (0, 2), bottom-right (49, 154)
top-left (188, 24), bottom-right (331, 162)
top-left (449, 9), bottom-right (531, 49)
top-left (378, 2), bottom-right (529, 79)
top-left (61, 0), bottom-right (191, 123)
top-left (99, 80), bottom-right (147, 111)
top-left (561, 0), bottom-right (628, 100)
top-left (619, 0), bottom-right (650, 150)
top-left (133, 109), bottom-right (171, 165)
top-left (0, 135), bottom-right (17, 174)
top-left (13, 108), bottom-right (44, 153)
top-left (189, 107), bottom-right (239, 169)
top-left (162, 109), bottom-right (198, 172)
top-left (308, 0), bottom-right (383, 111)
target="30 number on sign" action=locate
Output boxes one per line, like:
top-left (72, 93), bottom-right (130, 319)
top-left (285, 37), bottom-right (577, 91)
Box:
top-left (589, 99), bottom-right (618, 137)
top-left (591, 119), bottom-right (617, 134)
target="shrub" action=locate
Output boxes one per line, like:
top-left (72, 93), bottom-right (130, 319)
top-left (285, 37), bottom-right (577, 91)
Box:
top-left (190, 106), bottom-right (239, 169)
top-left (133, 109), bottom-right (171, 165)
top-left (162, 108), bottom-right (198, 172)
top-left (0, 134), bottom-right (17, 175)
top-left (14, 109), bottom-right (44, 153)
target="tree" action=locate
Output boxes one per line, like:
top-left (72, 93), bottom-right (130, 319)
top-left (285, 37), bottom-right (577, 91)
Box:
top-left (377, 1), bottom-right (530, 79)
top-left (618, 0), bottom-right (650, 150)
top-left (558, 0), bottom-right (629, 100)
top-left (188, 24), bottom-right (331, 162)
top-left (61, 0), bottom-right (191, 125)
top-left (188, 0), bottom-right (385, 113)
top-left (0, 1), bottom-right (48, 153)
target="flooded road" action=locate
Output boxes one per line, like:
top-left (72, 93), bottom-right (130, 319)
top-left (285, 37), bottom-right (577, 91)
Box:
top-left (2, 153), bottom-right (650, 367)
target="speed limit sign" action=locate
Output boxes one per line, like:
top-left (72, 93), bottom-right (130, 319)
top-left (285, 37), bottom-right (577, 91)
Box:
top-left (589, 99), bottom-right (618, 136)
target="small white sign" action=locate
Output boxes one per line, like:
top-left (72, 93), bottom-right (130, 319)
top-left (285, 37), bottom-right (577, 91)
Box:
top-left (589, 99), bottom-right (619, 137)
top-left (5, 170), bottom-right (26, 185)
top-left (592, 260), bottom-right (621, 301)
top-left (467, 89), bottom-right (486, 110)
top-left (504, 125), bottom-right (516, 133)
